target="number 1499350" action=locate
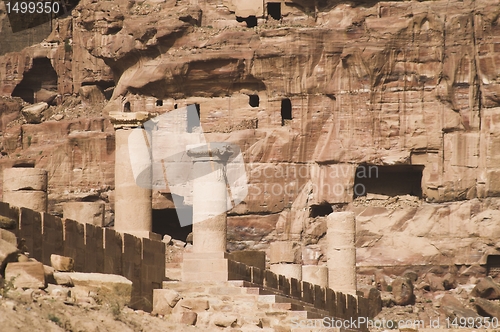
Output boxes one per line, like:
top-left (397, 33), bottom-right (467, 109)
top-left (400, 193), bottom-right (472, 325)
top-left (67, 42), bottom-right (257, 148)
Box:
top-left (446, 317), bottom-right (499, 329)
top-left (5, 1), bottom-right (60, 14)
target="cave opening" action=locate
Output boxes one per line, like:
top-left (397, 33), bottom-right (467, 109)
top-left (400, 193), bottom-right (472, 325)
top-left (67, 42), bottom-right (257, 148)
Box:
top-left (353, 165), bottom-right (424, 198)
top-left (281, 98), bottom-right (292, 125)
top-left (12, 87), bottom-right (34, 104)
top-left (187, 103), bottom-right (201, 133)
top-left (267, 2), bottom-right (282, 20)
top-left (249, 94), bottom-right (259, 107)
top-left (156, 99), bottom-right (163, 106)
top-left (236, 16), bottom-right (257, 28)
top-left (11, 57), bottom-right (58, 104)
top-left (309, 203), bottom-right (333, 218)
top-left (153, 208), bottom-right (193, 242)
top-left (123, 102), bottom-right (131, 112)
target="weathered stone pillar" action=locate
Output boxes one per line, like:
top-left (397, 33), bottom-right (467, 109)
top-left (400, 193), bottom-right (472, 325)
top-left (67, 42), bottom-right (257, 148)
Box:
top-left (110, 111), bottom-right (157, 239)
top-left (327, 211), bottom-right (357, 295)
top-left (269, 241), bottom-right (302, 280)
top-left (63, 202), bottom-right (105, 226)
top-left (182, 143), bottom-right (232, 282)
top-left (3, 167), bottom-right (47, 212)
top-left (302, 265), bottom-right (328, 288)
top-left (189, 143), bottom-right (232, 253)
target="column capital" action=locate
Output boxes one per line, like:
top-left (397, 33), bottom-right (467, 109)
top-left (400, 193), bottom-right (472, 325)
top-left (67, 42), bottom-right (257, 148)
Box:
top-left (109, 111), bottom-right (157, 129)
top-left (186, 143), bottom-right (234, 162)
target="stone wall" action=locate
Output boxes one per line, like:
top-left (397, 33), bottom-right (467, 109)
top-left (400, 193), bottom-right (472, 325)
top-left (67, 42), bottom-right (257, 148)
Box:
top-left (0, 201), bottom-right (165, 312)
top-left (226, 259), bottom-right (372, 322)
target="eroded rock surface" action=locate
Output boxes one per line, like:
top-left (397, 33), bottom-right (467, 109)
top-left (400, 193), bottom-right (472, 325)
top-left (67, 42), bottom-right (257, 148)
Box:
top-left (1, 0), bottom-right (500, 268)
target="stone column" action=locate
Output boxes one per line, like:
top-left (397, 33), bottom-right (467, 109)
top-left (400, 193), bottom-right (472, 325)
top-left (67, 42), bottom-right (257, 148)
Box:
top-left (302, 265), bottom-right (328, 288)
top-left (189, 144), bottom-right (231, 253)
top-left (109, 111), bottom-right (158, 240)
top-left (3, 167), bottom-right (47, 212)
top-left (182, 143), bottom-right (233, 282)
top-left (269, 241), bottom-right (302, 280)
top-left (327, 211), bottom-right (357, 295)
top-left (63, 202), bottom-right (105, 226)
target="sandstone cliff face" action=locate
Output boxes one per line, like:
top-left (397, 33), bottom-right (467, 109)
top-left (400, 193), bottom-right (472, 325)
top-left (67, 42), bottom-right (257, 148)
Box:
top-left (1, 0), bottom-right (500, 267)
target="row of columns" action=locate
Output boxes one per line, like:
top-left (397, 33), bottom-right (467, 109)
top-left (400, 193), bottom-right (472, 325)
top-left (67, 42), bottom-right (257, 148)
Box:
top-left (1, 109), bottom-right (357, 295)
top-left (181, 138), bottom-right (357, 292)
top-left (0, 110), bottom-right (224, 240)
top-left (108, 108), bottom-right (358, 296)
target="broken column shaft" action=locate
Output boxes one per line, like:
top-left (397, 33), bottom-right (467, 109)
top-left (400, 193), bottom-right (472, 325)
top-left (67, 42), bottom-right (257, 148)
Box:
top-left (3, 167), bottom-right (48, 212)
top-left (327, 211), bottom-right (357, 295)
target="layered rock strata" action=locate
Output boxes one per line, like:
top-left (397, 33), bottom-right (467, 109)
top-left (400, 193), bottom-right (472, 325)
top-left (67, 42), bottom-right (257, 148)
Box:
top-left (1, 0), bottom-right (500, 268)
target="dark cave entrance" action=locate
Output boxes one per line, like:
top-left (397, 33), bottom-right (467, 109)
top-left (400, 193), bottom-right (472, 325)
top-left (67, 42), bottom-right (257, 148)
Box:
top-left (187, 103), bottom-right (200, 133)
top-left (156, 100), bottom-right (163, 106)
top-left (11, 57), bottom-right (58, 104)
top-left (153, 208), bottom-right (193, 242)
top-left (353, 165), bottom-right (424, 198)
top-left (267, 2), bottom-right (282, 20)
top-left (249, 94), bottom-right (259, 107)
top-left (281, 98), bottom-right (292, 125)
top-left (12, 87), bottom-right (34, 104)
top-left (236, 16), bottom-right (257, 28)
top-left (309, 202), bottom-right (333, 218)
